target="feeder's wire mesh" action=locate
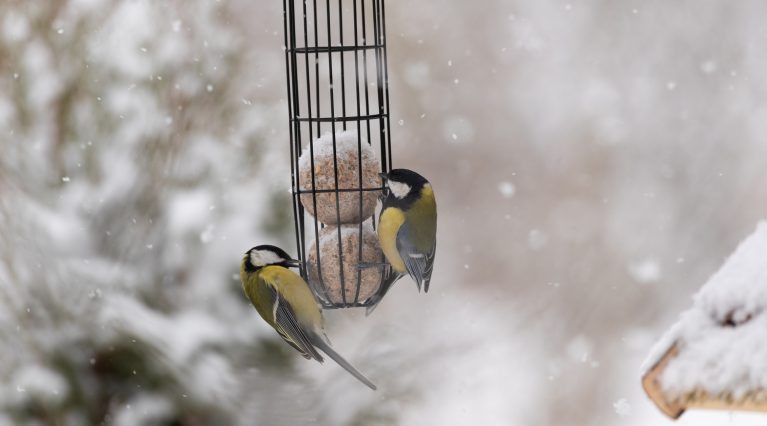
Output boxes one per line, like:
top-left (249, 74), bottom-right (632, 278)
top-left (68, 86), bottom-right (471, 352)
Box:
top-left (282, 0), bottom-right (395, 309)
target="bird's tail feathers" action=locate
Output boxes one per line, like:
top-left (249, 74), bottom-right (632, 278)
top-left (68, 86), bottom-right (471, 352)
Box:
top-left (311, 337), bottom-right (377, 390)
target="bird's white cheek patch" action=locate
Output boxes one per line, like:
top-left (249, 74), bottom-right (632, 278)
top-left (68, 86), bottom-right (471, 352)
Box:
top-left (388, 181), bottom-right (411, 199)
top-left (250, 250), bottom-right (283, 267)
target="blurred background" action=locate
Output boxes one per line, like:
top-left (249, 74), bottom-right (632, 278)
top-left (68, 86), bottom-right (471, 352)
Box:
top-left (3, 0), bottom-right (767, 425)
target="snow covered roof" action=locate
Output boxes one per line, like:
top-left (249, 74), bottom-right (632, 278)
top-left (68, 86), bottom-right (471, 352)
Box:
top-left (642, 222), bottom-right (767, 419)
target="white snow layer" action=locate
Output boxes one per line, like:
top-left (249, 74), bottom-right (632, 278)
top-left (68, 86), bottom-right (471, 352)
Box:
top-left (297, 129), bottom-right (378, 173)
top-left (644, 221), bottom-right (767, 399)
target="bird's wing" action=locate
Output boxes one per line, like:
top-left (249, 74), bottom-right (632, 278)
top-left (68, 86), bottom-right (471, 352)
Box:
top-left (266, 284), bottom-right (324, 362)
top-left (396, 223), bottom-right (436, 292)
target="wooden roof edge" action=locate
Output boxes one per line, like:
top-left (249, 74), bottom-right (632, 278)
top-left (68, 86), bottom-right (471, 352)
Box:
top-left (641, 342), bottom-right (685, 419)
top-left (642, 341), bottom-right (767, 419)
top-left (685, 395), bottom-right (767, 414)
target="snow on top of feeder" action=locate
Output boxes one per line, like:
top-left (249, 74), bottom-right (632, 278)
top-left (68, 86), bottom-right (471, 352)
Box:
top-left (643, 221), bottom-right (767, 401)
top-left (298, 129), bottom-right (378, 172)
top-left (297, 129), bottom-right (381, 224)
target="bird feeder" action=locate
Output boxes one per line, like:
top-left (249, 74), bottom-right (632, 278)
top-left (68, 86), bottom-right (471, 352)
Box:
top-left (280, 0), bottom-right (396, 308)
top-left (642, 222), bottom-right (767, 419)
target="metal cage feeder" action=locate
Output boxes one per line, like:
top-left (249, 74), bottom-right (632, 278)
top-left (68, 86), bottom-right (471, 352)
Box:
top-left (281, 0), bottom-right (395, 309)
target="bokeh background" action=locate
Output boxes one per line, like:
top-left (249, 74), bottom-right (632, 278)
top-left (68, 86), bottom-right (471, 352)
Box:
top-left (3, 0), bottom-right (767, 425)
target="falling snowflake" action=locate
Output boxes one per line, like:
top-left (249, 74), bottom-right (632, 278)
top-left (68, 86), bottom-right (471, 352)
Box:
top-left (613, 398), bottom-right (632, 417)
top-left (497, 181), bottom-right (516, 199)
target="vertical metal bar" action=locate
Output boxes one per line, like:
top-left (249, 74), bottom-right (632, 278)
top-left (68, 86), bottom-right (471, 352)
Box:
top-left (287, 0), bottom-right (306, 272)
top-left (372, 0), bottom-right (389, 287)
top-left (362, 0), bottom-right (377, 238)
top-left (380, 0), bottom-right (393, 171)
top-left (361, 0), bottom-right (372, 159)
top-left (303, 0), bottom-right (330, 303)
top-left (313, 0), bottom-right (321, 138)
top-left (352, 0), bottom-right (364, 304)
top-left (309, 0), bottom-right (327, 311)
top-left (326, 0), bottom-right (347, 305)
top-left (283, 0), bottom-right (303, 264)
top-left (338, 0), bottom-right (348, 131)
top-left (294, 5), bottom-right (309, 281)
top-left (372, 0), bottom-right (387, 174)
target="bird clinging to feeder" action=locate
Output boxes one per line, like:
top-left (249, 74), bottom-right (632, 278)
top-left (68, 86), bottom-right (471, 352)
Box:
top-left (366, 169), bottom-right (438, 313)
top-left (239, 245), bottom-right (377, 390)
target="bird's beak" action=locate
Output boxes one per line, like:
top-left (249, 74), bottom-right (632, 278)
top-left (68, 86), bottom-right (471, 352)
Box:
top-left (285, 258), bottom-right (302, 268)
top-left (379, 172), bottom-right (389, 181)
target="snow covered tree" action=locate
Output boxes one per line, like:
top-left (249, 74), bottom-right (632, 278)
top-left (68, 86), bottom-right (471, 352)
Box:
top-left (0, 1), bottom-right (296, 424)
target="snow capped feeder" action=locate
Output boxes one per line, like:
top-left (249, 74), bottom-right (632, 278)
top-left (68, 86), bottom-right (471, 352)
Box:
top-left (282, 0), bottom-right (397, 308)
top-left (642, 222), bottom-right (767, 419)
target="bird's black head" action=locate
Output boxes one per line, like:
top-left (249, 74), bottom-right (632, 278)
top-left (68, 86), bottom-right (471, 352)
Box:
top-left (380, 168), bottom-right (431, 208)
top-left (244, 245), bottom-right (300, 272)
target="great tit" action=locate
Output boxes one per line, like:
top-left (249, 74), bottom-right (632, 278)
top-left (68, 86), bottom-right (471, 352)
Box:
top-left (367, 169), bottom-right (437, 313)
top-left (240, 245), bottom-right (376, 390)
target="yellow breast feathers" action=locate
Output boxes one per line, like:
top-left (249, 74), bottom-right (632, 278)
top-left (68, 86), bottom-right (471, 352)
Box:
top-left (379, 207), bottom-right (406, 272)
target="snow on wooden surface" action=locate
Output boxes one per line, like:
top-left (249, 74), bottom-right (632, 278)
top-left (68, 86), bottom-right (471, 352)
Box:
top-left (644, 222), bottom-right (767, 401)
